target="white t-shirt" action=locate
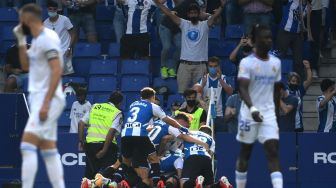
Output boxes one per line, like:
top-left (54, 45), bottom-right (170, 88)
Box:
top-left (27, 28), bottom-right (64, 99)
top-left (237, 54), bottom-right (281, 121)
top-left (44, 15), bottom-right (73, 54)
top-left (69, 101), bottom-right (92, 133)
top-left (311, 0), bottom-right (322, 10)
top-left (179, 18), bottom-right (209, 62)
top-left (322, 0), bottom-right (329, 8)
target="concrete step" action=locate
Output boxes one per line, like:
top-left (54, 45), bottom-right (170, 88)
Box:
top-left (303, 117), bottom-right (318, 131)
top-left (303, 112), bottom-right (318, 118)
top-left (302, 100), bottom-right (316, 113)
top-left (305, 83), bottom-right (321, 96)
top-left (319, 63), bottom-right (336, 77)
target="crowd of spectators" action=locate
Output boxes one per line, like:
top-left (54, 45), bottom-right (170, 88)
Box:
top-left (1, 0), bottom-right (336, 133)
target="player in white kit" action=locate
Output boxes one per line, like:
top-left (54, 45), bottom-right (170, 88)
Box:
top-left (235, 24), bottom-right (283, 188)
top-left (14, 4), bottom-right (66, 188)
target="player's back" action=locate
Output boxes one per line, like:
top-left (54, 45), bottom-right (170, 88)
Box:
top-left (238, 54), bottom-right (281, 120)
top-left (27, 27), bottom-right (63, 98)
top-left (149, 120), bottom-right (171, 146)
top-left (183, 131), bottom-right (215, 159)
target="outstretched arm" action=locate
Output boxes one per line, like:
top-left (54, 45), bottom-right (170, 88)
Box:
top-left (154, 0), bottom-right (181, 25)
top-left (207, 0), bottom-right (226, 27)
top-left (178, 133), bottom-right (209, 151)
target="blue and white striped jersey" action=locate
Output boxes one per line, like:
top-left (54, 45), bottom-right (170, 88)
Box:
top-left (183, 131), bottom-right (215, 159)
top-left (279, 0), bottom-right (307, 33)
top-left (121, 100), bottom-right (166, 137)
top-left (124, 0), bottom-right (156, 34)
top-left (316, 96), bottom-right (336, 132)
top-left (149, 120), bottom-right (181, 146)
top-left (288, 84), bottom-right (306, 129)
top-left (160, 151), bottom-right (183, 173)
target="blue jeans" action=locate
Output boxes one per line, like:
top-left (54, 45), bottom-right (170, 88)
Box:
top-left (113, 7), bottom-right (126, 43)
top-left (243, 12), bottom-right (273, 33)
top-left (224, 0), bottom-right (242, 25)
top-left (159, 24), bottom-right (181, 69)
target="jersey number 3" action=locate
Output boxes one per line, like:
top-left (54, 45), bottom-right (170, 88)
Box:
top-left (127, 107), bottom-right (140, 122)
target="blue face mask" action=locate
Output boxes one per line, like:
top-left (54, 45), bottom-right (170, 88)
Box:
top-left (208, 67), bottom-right (217, 76)
top-left (48, 11), bottom-right (58, 18)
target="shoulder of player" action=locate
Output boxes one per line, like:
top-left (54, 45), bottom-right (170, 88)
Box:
top-left (317, 95), bottom-right (326, 101)
top-left (269, 54), bottom-right (281, 64)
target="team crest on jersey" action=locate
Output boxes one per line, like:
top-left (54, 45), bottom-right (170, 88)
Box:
top-left (187, 29), bottom-right (200, 41)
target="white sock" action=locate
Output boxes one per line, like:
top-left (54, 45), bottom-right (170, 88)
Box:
top-left (271, 171), bottom-right (283, 188)
top-left (41, 149), bottom-right (65, 188)
top-left (21, 142), bottom-right (38, 188)
top-left (235, 171), bottom-right (247, 188)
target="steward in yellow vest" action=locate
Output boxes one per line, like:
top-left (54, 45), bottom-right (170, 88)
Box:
top-left (78, 91), bottom-right (124, 179)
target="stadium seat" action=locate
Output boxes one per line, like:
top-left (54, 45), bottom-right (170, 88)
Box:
top-left (124, 92), bottom-right (141, 109)
top-left (93, 93), bottom-right (110, 103)
top-left (58, 110), bottom-right (71, 127)
top-left (121, 75), bottom-right (150, 92)
top-left (79, 29), bottom-right (86, 42)
top-left (221, 59), bottom-right (237, 76)
top-left (121, 60), bottom-right (150, 75)
top-left (225, 76), bottom-right (236, 90)
top-left (86, 94), bottom-right (95, 104)
top-left (0, 40), bottom-right (15, 55)
top-left (156, 94), bottom-right (164, 108)
top-left (150, 58), bottom-right (161, 77)
top-left (97, 24), bottom-right (115, 41)
top-left (281, 59), bottom-right (293, 74)
top-left (209, 40), bottom-right (237, 57)
top-left (209, 26), bottom-right (221, 39)
top-left (225, 24), bottom-right (245, 39)
top-left (89, 59), bottom-right (118, 75)
top-left (73, 43), bottom-right (101, 57)
top-left (95, 5), bottom-right (114, 22)
top-left (166, 94), bottom-right (184, 110)
top-left (73, 58), bottom-right (97, 77)
top-left (153, 77), bottom-right (178, 94)
top-left (108, 43), bottom-right (120, 57)
top-left (0, 25), bottom-right (15, 41)
top-left (65, 95), bottom-right (76, 111)
top-left (88, 76), bottom-right (117, 93)
top-left (0, 8), bottom-right (18, 22)
top-left (62, 76), bottom-right (86, 85)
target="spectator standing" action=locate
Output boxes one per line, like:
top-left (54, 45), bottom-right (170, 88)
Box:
top-left (224, 91), bottom-right (242, 133)
top-left (287, 60), bottom-right (313, 132)
top-left (229, 36), bottom-right (254, 65)
top-left (44, 0), bottom-right (75, 75)
top-left (276, 0), bottom-right (308, 79)
top-left (3, 43), bottom-right (29, 93)
top-left (199, 56), bottom-right (234, 132)
top-left (307, 0), bottom-right (322, 78)
top-left (316, 79), bottom-right (336, 132)
top-left (238, 0), bottom-right (274, 33)
top-left (113, 1), bottom-right (127, 43)
top-left (69, 87), bottom-right (91, 133)
top-left (119, 0), bottom-right (156, 59)
top-left (278, 82), bottom-right (298, 132)
top-left (63, 0), bottom-right (97, 43)
top-left (156, 0), bottom-right (226, 93)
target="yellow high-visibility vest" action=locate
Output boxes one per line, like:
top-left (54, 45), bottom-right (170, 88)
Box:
top-left (175, 108), bottom-right (204, 131)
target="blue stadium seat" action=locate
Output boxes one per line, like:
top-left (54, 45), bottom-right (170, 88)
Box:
top-left (166, 94), bottom-right (184, 110)
top-left (62, 76), bottom-right (86, 85)
top-left (97, 24), bottom-right (115, 41)
top-left (124, 92), bottom-right (141, 109)
top-left (225, 24), bottom-right (245, 39)
top-left (93, 93), bottom-right (110, 103)
top-left (89, 59), bottom-right (118, 75)
top-left (209, 40), bottom-right (237, 57)
top-left (0, 8), bottom-right (18, 22)
top-left (0, 40), bottom-right (15, 55)
top-left (65, 95), bottom-right (76, 111)
top-left (73, 43), bottom-right (101, 57)
top-left (88, 76), bottom-right (117, 93)
top-left (150, 42), bottom-right (162, 57)
top-left (281, 59), bottom-right (293, 74)
top-left (225, 76), bottom-right (236, 90)
top-left (209, 26), bottom-right (221, 39)
top-left (121, 60), bottom-right (150, 75)
top-left (156, 94), bottom-right (164, 108)
top-left (281, 73), bottom-right (288, 84)
top-left (79, 29), bottom-right (86, 42)
top-left (221, 59), bottom-right (237, 76)
top-left (0, 25), bottom-right (15, 41)
top-left (121, 75), bottom-right (150, 92)
top-left (95, 5), bottom-right (114, 22)
top-left (108, 43), bottom-right (120, 57)
top-left (86, 94), bottom-right (95, 104)
top-left (73, 58), bottom-right (97, 77)
top-left (153, 77), bottom-right (178, 94)
top-left (58, 110), bottom-right (71, 127)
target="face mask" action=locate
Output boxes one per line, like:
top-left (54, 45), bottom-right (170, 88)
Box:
top-left (22, 23), bottom-right (31, 36)
top-left (186, 99), bottom-right (196, 107)
top-left (48, 11), bottom-right (58, 18)
top-left (190, 17), bottom-right (198, 24)
top-left (288, 84), bottom-right (299, 90)
top-left (208, 67), bottom-right (217, 76)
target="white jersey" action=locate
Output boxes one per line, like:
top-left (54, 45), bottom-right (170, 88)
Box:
top-left (238, 54), bottom-right (281, 121)
top-left (44, 15), bottom-right (73, 54)
top-left (69, 101), bottom-right (92, 133)
top-left (27, 28), bottom-right (64, 99)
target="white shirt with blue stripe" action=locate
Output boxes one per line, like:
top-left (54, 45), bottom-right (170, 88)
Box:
top-left (316, 96), bottom-right (336, 132)
top-left (183, 131), bottom-right (215, 159)
top-left (280, 0), bottom-right (307, 33)
top-left (124, 0), bottom-right (156, 34)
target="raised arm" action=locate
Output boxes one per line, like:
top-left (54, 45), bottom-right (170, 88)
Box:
top-left (207, 0), bottom-right (226, 27)
top-left (302, 60), bottom-right (313, 91)
top-left (13, 25), bottom-right (29, 71)
top-left (178, 133), bottom-right (209, 151)
top-left (154, 0), bottom-right (181, 25)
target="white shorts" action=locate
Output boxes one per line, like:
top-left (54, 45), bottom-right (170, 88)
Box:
top-left (24, 93), bottom-right (65, 141)
top-left (236, 116), bottom-right (279, 144)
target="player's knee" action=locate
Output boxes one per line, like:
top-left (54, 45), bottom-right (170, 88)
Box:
top-left (20, 142), bottom-right (37, 155)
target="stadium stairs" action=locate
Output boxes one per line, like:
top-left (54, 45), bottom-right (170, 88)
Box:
top-left (303, 40), bottom-right (336, 131)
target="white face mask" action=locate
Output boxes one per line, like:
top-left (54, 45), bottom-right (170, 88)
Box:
top-left (48, 11), bottom-right (58, 18)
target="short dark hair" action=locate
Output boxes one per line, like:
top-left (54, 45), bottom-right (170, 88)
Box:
top-left (208, 56), bottom-right (220, 65)
top-left (141, 87), bottom-right (156, 100)
top-left (320, 79), bottom-right (335, 92)
top-left (278, 82), bottom-right (286, 90)
top-left (47, 0), bottom-right (58, 7)
top-left (175, 112), bottom-right (191, 125)
top-left (188, 3), bottom-right (200, 13)
top-left (76, 87), bottom-right (87, 97)
top-left (288, 72), bottom-right (301, 83)
top-left (20, 3), bottom-right (42, 20)
top-left (250, 24), bottom-right (271, 43)
top-left (183, 88), bottom-right (197, 98)
top-left (109, 91), bottom-right (124, 105)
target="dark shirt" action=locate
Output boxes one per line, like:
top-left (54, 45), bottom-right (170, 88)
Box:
top-left (179, 106), bottom-right (207, 124)
top-left (278, 94), bottom-right (298, 132)
top-left (67, 0), bottom-right (96, 14)
top-left (5, 44), bottom-right (29, 74)
top-left (225, 94), bottom-right (241, 133)
top-left (161, 0), bottom-right (205, 34)
top-left (206, 0), bottom-right (220, 14)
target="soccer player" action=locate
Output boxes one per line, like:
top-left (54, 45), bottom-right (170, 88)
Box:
top-left (235, 24), bottom-right (283, 188)
top-left (14, 3), bottom-right (66, 188)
